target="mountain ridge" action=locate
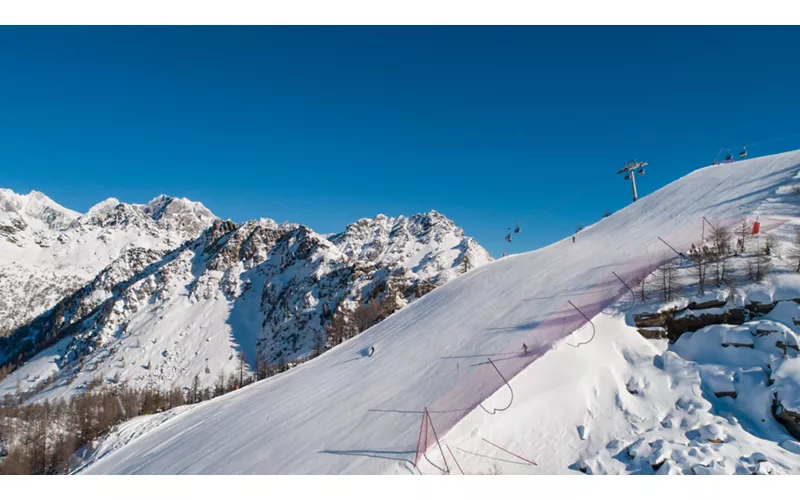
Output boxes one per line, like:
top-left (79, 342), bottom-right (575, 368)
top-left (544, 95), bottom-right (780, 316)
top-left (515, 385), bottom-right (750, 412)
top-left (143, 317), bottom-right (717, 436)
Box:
top-left (0, 188), bottom-right (491, 402)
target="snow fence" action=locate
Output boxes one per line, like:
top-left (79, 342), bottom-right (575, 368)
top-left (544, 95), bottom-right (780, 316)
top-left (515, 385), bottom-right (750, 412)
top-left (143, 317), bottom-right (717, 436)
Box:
top-left (414, 215), bottom-right (788, 471)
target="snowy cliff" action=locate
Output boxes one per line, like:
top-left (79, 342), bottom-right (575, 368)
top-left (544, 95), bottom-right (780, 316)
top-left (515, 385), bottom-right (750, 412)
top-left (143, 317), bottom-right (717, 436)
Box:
top-left (0, 195), bottom-right (491, 401)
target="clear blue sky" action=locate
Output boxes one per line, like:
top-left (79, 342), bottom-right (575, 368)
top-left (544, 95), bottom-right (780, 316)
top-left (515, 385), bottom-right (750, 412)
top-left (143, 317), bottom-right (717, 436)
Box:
top-left (2, 26), bottom-right (799, 257)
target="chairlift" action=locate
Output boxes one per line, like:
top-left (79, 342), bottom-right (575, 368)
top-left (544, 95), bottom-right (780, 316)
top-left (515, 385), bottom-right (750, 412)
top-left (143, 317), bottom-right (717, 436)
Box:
top-left (505, 233), bottom-right (512, 243)
top-left (514, 222), bottom-right (521, 234)
top-left (725, 150), bottom-right (733, 162)
top-left (739, 146), bottom-right (748, 159)
top-left (637, 168), bottom-right (645, 176)
top-left (624, 173), bottom-right (630, 180)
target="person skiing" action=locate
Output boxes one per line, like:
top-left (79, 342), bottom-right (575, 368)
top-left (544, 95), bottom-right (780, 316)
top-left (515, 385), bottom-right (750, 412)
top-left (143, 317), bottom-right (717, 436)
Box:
top-left (572, 236), bottom-right (576, 243)
top-left (522, 343), bottom-right (528, 354)
top-left (368, 346), bottom-right (375, 357)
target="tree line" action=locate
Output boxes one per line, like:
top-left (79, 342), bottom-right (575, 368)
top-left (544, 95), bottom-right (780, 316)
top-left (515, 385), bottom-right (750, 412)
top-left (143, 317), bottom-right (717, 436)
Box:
top-left (0, 359), bottom-right (278, 475)
top-left (640, 221), bottom-right (795, 303)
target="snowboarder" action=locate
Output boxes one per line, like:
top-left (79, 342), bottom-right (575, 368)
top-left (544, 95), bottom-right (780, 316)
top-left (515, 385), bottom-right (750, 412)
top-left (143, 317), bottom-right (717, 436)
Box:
top-left (368, 346), bottom-right (375, 357)
top-left (522, 343), bottom-right (528, 354)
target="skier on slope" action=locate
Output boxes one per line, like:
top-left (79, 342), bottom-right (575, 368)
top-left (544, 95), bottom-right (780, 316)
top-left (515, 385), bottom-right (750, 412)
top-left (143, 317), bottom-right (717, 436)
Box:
top-left (368, 346), bottom-right (375, 357)
top-left (522, 343), bottom-right (528, 354)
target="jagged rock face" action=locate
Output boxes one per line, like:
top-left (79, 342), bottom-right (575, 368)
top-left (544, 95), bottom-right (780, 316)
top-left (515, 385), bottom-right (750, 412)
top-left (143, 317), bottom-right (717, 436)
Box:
top-left (773, 407), bottom-right (800, 441)
top-left (329, 211), bottom-right (491, 284)
top-left (0, 207), bottom-right (491, 399)
top-left (0, 189), bottom-right (79, 246)
top-left (631, 299), bottom-right (798, 342)
top-left (137, 195), bottom-right (217, 239)
top-left (0, 189), bottom-right (217, 338)
top-left (0, 246), bottom-right (165, 367)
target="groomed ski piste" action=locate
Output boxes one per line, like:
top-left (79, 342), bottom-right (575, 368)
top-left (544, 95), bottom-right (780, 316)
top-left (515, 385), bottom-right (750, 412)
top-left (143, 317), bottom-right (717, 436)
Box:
top-left (80, 150), bottom-right (800, 474)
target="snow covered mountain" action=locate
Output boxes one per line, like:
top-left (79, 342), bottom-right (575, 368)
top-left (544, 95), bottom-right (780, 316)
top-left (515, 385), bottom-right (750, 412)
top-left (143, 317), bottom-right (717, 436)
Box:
top-left (0, 190), bottom-right (216, 339)
top-left (329, 211), bottom-right (488, 285)
top-left (68, 149), bottom-right (800, 475)
top-left (0, 205), bottom-right (490, 401)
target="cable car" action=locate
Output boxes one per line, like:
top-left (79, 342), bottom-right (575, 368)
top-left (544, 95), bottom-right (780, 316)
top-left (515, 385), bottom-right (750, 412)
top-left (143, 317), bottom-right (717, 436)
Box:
top-left (739, 146), bottom-right (748, 159)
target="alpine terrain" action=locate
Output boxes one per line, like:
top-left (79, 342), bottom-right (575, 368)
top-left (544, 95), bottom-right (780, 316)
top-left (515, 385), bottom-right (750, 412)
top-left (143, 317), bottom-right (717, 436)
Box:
top-left (0, 194), bottom-right (491, 405)
top-left (57, 150), bottom-right (800, 475)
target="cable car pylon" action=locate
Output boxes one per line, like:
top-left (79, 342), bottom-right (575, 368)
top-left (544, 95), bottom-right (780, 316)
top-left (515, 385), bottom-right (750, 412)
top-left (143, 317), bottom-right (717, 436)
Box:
top-left (617, 160), bottom-right (647, 203)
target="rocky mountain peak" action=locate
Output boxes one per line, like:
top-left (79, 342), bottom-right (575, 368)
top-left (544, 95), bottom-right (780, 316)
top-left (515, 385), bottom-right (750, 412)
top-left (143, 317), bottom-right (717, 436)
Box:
top-left (0, 192), bottom-right (491, 401)
top-left (0, 188), bottom-right (79, 231)
top-left (138, 195), bottom-right (217, 235)
top-left (0, 188), bottom-right (218, 339)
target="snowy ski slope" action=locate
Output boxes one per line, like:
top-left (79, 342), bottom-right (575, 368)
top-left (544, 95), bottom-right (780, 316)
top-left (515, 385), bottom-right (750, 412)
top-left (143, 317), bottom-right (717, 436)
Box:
top-left (83, 151), bottom-right (800, 474)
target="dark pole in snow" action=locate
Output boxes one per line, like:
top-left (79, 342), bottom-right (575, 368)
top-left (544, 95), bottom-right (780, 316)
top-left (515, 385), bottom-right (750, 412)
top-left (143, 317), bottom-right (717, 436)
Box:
top-left (657, 236), bottom-right (685, 259)
top-left (424, 408), bottom-right (450, 474)
top-left (702, 216), bottom-right (718, 231)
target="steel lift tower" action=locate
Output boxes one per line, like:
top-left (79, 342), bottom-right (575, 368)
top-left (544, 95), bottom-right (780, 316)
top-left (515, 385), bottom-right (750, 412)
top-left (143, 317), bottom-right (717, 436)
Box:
top-left (617, 160), bottom-right (647, 203)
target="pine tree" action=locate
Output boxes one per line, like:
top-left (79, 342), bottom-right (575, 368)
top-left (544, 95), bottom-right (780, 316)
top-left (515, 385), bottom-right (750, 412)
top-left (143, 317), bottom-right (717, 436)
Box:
top-left (238, 352), bottom-right (245, 389)
top-left (790, 228), bottom-right (800, 272)
top-left (749, 237), bottom-right (773, 282)
top-left (190, 374), bottom-right (200, 404)
top-left (709, 222), bottom-right (732, 285)
top-left (690, 250), bottom-right (708, 295)
top-left (655, 257), bottom-right (681, 302)
top-left (214, 371), bottom-right (225, 397)
top-left (738, 219), bottom-right (751, 253)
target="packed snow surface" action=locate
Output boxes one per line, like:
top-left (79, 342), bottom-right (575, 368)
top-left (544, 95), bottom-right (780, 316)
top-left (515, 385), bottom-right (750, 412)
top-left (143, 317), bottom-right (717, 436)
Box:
top-left (84, 151), bottom-right (800, 474)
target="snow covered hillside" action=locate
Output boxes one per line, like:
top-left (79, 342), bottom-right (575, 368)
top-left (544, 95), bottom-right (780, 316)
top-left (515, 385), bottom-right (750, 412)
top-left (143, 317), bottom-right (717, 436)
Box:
top-left (76, 150), bottom-right (800, 474)
top-left (0, 189), bottom-right (216, 338)
top-left (0, 208), bottom-right (489, 402)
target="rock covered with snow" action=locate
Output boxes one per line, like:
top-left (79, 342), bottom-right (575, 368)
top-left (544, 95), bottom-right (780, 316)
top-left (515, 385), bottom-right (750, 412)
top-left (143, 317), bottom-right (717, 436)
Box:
top-left (328, 210), bottom-right (491, 284)
top-left (0, 189), bottom-right (217, 338)
top-left (0, 201), bottom-right (491, 400)
top-left (0, 189), bottom-right (79, 245)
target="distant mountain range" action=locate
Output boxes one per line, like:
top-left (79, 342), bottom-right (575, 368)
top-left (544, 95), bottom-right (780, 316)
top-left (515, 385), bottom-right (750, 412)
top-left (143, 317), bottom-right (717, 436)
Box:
top-left (0, 188), bottom-right (491, 400)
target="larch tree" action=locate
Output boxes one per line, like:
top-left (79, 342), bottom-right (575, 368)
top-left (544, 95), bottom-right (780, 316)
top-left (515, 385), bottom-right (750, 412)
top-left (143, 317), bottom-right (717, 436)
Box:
top-left (790, 228), bottom-right (800, 272)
